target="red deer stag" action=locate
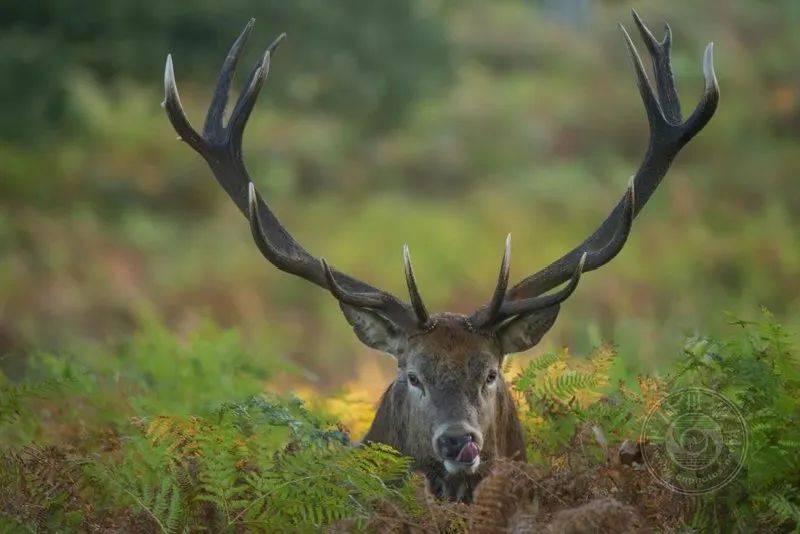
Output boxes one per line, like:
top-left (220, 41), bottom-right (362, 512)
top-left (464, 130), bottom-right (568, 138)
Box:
top-left (163, 11), bottom-right (718, 502)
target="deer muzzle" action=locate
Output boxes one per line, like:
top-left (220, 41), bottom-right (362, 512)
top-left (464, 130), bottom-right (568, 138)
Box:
top-left (434, 425), bottom-right (482, 474)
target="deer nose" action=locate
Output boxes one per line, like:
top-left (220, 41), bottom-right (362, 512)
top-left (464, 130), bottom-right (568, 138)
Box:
top-left (436, 432), bottom-right (478, 462)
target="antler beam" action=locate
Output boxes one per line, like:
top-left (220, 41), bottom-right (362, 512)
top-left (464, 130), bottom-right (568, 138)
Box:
top-left (163, 20), bottom-right (420, 329)
top-left (473, 10), bottom-right (718, 327)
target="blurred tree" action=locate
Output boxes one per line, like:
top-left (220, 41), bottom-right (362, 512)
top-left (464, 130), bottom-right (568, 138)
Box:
top-left (0, 0), bottom-right (453, 142)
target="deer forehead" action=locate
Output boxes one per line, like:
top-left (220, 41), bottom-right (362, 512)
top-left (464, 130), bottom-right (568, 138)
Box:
top-left (405, 315), bottom-right (500, 375)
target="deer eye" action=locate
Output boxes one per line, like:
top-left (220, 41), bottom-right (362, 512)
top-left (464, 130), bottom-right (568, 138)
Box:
top-left (485, 370), bottom-right (498, 385)
top-left (407, 372), bottom-right (422, 388)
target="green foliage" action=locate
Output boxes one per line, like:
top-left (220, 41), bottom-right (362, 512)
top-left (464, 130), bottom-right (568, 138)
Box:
top-left (2, 1), bottom-right (799, 384)
top-left (511, 310), bottom-right (800, 532)
top-left (3, 311), bottom-right (800, 530)
top-left (0, 370), bottom-right (69, 426)
top-left (2, 394), bottom-right (415, 532)
top-left (2, 1), bottom-right (799, 529)
top-left (513, 345), bottom-right (622, 466)
top-left (0, 317), bottom-right (416, 532)
top-left (0, 0), bottom-right (451, 143)
top-left (671, 311), bottom-right (800, 531)
top-left (110, 313), bottom-right (282, 415)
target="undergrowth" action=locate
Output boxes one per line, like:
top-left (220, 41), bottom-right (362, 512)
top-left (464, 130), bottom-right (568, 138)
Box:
top-left (1, 310), bottom-right (798, 532)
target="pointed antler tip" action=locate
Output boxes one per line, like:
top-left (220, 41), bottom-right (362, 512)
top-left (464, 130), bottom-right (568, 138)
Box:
top-left (702, 43), bottom-right (718, 90)
top-left (619, 23), bottom-right (635, 47)
top-left (402, 244), bottom-right (412, 267)
top-left (163, 55), bottom-right (180, 103)
top-left (239, 18), bottom-right (256, 35)
top-left (402, 244), bottom-right (429, 325)
top-left (267, 32), bottom-right (288, 55)
top-left (501, 235), bottom-right (512, 268)
top-left (164, 54), bottom-right (175, 80)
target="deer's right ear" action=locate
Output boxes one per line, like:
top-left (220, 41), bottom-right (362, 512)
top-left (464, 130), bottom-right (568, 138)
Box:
top-left (338, 303), bottom-right (407, 357)
top-left (495, 306), bottom-right (560, 355)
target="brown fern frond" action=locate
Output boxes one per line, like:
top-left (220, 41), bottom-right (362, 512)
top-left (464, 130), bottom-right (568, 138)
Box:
top-left (469, 460), bottom-right (537, 533)
top-left (544, 497), bottom-right (648, 533)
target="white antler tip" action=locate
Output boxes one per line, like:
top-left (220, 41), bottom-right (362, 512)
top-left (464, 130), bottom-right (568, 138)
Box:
top-left (164, 54), bottom-right (178, 100)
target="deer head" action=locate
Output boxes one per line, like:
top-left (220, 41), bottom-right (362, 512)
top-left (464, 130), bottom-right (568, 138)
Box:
top-left (163, 10), bottom-right (718, 500)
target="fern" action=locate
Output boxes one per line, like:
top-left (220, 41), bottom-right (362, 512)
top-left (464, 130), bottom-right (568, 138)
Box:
top-left (4, 311), bottom-right (800, 531)
top-left (0, 372), bottom-right (69, 427)
top-left (760, 491), bottom-right (800, 526)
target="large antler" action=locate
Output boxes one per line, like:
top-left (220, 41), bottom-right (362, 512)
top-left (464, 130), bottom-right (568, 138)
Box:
top-left (163, 20), bottom-right (428, 329)
top-left (471, 10), bottom-right (719, 328)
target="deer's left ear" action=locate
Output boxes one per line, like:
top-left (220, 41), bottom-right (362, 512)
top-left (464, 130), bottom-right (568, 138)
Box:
top-left (495, 306), bottom-right (560, 355)
top-left (338, 303), bottom-right (407, 357)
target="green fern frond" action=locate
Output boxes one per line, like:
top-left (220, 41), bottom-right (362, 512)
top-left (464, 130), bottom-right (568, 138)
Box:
top-left (759, 491), bottom-right (800, 527)
top-left (538, 370), bottom-right (597, 400)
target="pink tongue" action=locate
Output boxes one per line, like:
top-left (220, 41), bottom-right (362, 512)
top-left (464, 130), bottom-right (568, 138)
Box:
top-left (455, 441), bottom-right (480, 463)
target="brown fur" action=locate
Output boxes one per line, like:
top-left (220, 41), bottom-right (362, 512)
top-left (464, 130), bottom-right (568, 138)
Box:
top-left (362, 314), bottom-right (527, 501)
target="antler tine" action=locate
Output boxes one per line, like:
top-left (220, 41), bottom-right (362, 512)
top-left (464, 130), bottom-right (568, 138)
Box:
top-left (226, 32), bottom-right (287, 147)
top-left (498, 180), bottom-right (633, 321)
top-left (166, 20), bottom-right (419, 332)
top-left (682, 43), bottom-right (718, 144)
top-left (247, 182), bottom-right (294, 269)
top-left (484, 12), bottom-right (718, 326)
top-left (163, 55), bottom-right (208, 155)
top-left (203, 19), bottom-right (255, 141)
top-left (403, 245), bottom-right (430, 326)
top-left (477, 234), bottom-right (511, 326)
top-left (227, 48), bottom-right (271, 148)
top-left (583, 178), bottom-right (635, 270)
top-left (619, 23), bottom-right (665, 132)
top-left (321, 259), bottom-right (388, 309)
top-left (497, 252), bottom-right (587, 320)
top-left (266, 32), bottom-right (288, 56)
top-left (631, 9), bottom-right (682, 124)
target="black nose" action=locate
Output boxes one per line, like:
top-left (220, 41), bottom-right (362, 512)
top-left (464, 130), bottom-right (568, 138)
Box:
top-left (436, 433), bottom-right (473, 461)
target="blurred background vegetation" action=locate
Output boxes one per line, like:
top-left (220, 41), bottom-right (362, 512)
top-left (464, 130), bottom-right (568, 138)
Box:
top-left (1, 0), bottom-right (799, 406)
